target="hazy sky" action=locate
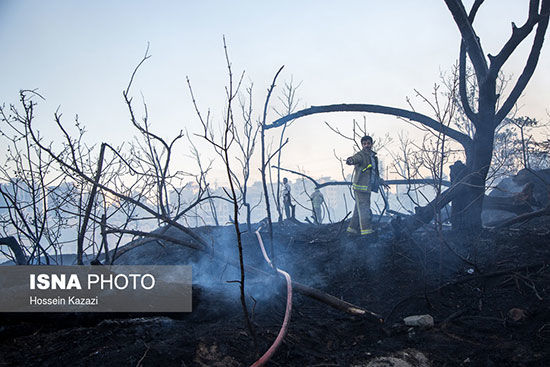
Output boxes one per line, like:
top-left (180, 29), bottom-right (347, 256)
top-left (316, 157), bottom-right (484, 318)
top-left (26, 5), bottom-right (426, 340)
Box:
top-left (1, 1), bottom-right (548, 182)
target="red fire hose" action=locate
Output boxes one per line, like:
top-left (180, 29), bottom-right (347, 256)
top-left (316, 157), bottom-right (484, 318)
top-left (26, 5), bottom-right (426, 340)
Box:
top-left (250, 227), bottom-right (293, 367)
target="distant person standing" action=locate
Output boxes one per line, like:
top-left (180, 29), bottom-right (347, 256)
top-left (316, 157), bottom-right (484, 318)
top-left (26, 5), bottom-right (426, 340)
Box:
top-left (345, 135), bottom-right (380, 236)
top-left (310, 188), bottom-right (325, 224)
top-left (282, 177), bottom-right (293, 219)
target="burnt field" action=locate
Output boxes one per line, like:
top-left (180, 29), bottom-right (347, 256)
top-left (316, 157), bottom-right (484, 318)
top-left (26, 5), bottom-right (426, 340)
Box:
top-left (1, 218), bottom-right (549, 367)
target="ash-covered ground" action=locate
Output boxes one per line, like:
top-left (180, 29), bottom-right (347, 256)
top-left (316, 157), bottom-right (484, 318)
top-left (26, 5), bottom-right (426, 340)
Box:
top-left (1, 217), bottom-right (549, 366)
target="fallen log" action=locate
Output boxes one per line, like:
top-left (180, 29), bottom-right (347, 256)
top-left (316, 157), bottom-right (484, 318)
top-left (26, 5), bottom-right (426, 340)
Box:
top-left (390, 188), bottom-right (536, 233)
top-left (291, 282), bottom-right (383, 322)
top-left (390, 183), bottom-right (463, 237)
top-left (483, 196), bottom-right (532, 215)
top-left (389, 177), bottom-right (536, 235)
top-left (490, 205), bottom-right (550, 229)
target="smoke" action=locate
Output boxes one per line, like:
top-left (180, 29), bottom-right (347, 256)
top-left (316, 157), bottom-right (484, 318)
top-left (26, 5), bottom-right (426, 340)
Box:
top-left (112, 225), bottom-right (285, 305)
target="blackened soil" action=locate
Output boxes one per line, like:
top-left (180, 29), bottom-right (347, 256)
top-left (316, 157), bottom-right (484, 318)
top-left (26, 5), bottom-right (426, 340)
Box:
top-left (1, 218), bottom-right (549, 366)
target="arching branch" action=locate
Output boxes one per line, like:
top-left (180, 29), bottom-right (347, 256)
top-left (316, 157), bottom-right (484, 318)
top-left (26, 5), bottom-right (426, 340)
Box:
top-left (266, 104), bottom-right (472, 151)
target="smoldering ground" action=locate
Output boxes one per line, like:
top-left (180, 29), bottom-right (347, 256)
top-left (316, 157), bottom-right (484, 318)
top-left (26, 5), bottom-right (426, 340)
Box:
top-left (109, 220), bottom-right (399, 312)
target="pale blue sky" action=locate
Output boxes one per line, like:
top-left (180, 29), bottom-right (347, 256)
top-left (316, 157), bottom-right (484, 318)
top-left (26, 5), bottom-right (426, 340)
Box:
top-left (1, 1), bottom-right (548, 181)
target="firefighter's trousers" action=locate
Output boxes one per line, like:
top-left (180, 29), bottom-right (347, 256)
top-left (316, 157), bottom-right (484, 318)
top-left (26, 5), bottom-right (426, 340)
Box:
top-left (347, 190), bottom-right (373, 235)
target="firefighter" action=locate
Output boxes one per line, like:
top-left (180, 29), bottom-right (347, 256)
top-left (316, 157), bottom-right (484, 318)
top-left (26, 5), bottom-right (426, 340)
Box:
top-left (345, 135), bottom-right (380, 236)
top-left (282, 177), bottom-right (293, 219)
top-left (310, 188), bottom-right (325, 224)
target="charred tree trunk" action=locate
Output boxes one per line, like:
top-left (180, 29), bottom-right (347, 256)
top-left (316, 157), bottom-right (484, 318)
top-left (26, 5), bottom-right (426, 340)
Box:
top-left (460, 124), bottom-right (496, 231)
top-left (450, 160), bottom-right (467, 229)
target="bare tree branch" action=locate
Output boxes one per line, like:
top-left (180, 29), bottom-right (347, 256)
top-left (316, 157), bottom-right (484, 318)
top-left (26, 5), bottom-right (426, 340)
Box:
top-left (444, 0), bottom-right (489, 79)
top-left (496, 0), bottom-right (550, 123)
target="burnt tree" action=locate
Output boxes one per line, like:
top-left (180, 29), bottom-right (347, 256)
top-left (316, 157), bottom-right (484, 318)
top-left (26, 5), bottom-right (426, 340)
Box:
top-left (266, 0), bottom-right (549, 231)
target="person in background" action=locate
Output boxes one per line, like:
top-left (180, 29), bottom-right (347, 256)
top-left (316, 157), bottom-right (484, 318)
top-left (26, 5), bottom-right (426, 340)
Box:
top-left (310, 188), bottom-right (325, 224)
top-left (282, 177), bottom-right (293, 219)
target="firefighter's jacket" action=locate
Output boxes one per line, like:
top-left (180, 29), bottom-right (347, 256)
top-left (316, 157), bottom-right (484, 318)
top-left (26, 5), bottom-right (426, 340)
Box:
top-left (347, 149), bottom-right (380, 192)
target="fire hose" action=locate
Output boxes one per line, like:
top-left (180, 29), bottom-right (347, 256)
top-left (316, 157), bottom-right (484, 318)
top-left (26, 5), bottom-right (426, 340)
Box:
top-left (250, 226), bottom-right (293, 367)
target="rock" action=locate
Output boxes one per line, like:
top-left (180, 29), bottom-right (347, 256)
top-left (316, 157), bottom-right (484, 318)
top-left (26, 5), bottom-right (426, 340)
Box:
top-left (403, 314), bottom-right (434, 328)
top-left (193, 341), bottom-right (240, 367)
top-left (352, 348), bottom-right (431, 367)
top-left (508, 308), bottom-right (528, 322)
